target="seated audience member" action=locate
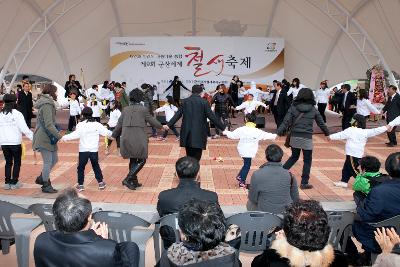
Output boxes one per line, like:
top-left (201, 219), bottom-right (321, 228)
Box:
top-left (348, 152), bottom-right (400, 265)
top-left (158, 199), bottom-right (241, 267)
top-left (352, 155), bottom-right (390, 206)
top-left (247, 144), bottom-right (299, 214)
top-left (157, 156), bottom-right (219, 249)
top-left (373, 227), bottom-right (400, 267)
top-left (34, 188), bottom-right (139, 267)
top-left (252, 200), bottom-right (348, 267)
top-left (157, 156), bottom-right (218, 217)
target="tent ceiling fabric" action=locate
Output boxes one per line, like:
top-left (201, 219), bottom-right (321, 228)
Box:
top-left (0, 0), bottom-right (399, 88)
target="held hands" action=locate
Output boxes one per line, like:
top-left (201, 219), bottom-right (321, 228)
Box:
top-left (163, 125), bottom-right (170, 131)
top-left (374, 227), bottom-right (400, 254)
top-left (386, 125), bottom-right (393, 132)
top-left (91, 221), bottom-right (109, 239)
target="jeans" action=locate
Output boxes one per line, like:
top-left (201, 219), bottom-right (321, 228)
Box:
top-left (185, 147), bottom-right (203, 161)
top-left (162, 125), bottom-right (179, 138)
top-left (77, 152), bottom-right (104, 185)
top-left (68, 115), bottom-right (80, 131)
top-left (341, 155), bottom-right (360, 183)
top-left (40, 149), bottom-right (58, 182)
top-left (2, 145), bottom-right (22, 184)
top-left (317, 103), bottom-right (327, 122)
top-left (283, 148), bottom-right (313, 184)
top-left (238, 157), bottom-right (252, 183)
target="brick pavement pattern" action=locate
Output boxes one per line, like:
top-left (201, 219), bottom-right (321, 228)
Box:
top-left (0, 113), bottom-right (396, 205)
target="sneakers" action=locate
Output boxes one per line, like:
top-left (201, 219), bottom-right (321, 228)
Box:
top-left (75, 184), bottom-right (85, 192)
top-left (333, 181), bottom-right (348, 188)
top-left (239, 182), bottom-right (247, 188)
top-left (10, 182), bottom-right (22, 190)
top-left (98, 181), bottom-right (106, 190)
top-left (300, 184), bottom-right (313, 190)
top-left (176, 136), bottom-right (180, 141)
top-left (212, 134), bottom-right (220, 139)
top-left (235, 176), bottom-right (241, 182)
top-left (4, 183), bottom-right (10, 190)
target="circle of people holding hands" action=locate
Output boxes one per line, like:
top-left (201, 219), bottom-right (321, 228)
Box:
top-left (1, 74), bottom-right (400, 267)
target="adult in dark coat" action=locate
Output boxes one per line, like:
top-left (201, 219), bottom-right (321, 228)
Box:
top-left (34, 188), bottom-right (139, 267)
top-left (382, 85), bottom-right (400, 146)
top-left (112, 89), bottom-right (163, 190)
top-left (64, 74), bottom-right (83, 98)
top-left (157, 157), bottom-right (219, 249)
top-left (164, 76), bottom-right (190, 107)
top-left (270, 81), bottom-right (290, 128)
top-left (346, 152), bottom-right (400, 265)
top-left (157, 157), bottom-right (218, 217)
top-left (17, 82), bottom-right (33, 128)
top-left (166, 85), bottom-right (225, 161)
top-left (341, 83), bottom-right (357, 130)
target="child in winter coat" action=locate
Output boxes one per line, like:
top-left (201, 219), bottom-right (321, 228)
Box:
top-left (67, 91), bottom-right (81, 132)
top-left (223, 111), bottom-right (277, 187)
top-left (106, 101), bottom-right (122, 155)
top-left (87, 93), bottom-right (107, 122)
top-left (0, 94), bottom-right (33, 189)
top-left (154, 96), bottom-right (179, 141)
top-left (61, 107), bottom-right (112, 191)
top-left (329, 114), bottom-right (390, 188)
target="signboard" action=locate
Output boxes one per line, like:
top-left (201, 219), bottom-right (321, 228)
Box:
top-left (110, 37), bottom-right (284, 99)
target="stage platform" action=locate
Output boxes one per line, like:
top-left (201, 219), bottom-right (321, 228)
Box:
top-left (0, 111), bottom-right (396, 206)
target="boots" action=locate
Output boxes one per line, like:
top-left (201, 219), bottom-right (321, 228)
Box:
top-left (122, 159), bottom-right (145, 190)
top-left (42, 181), bottom-right (58, 193)
top-left (122, 176), bottom-right (137, 190)
top-left (35, 173), bottom-right (44, 185)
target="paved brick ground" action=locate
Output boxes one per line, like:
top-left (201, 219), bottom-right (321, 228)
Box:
top-left (0, 112), bottom-right (396, 205)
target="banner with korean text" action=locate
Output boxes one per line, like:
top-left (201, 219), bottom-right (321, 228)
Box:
top-left (110, 37), bottom-right (284, 99)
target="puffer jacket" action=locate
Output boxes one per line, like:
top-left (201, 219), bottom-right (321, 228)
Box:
top-left (277, 103), bottom-right (329, 139)
top-left (32, 94), bottom-right (61, 152)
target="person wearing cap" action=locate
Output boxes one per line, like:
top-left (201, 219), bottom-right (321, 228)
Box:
top-left (0, 94), bottom-right (34, 190)
top-left (329, 114), bottom-right (391, 188)
top-left (61, 107), bottom-right (112, 192)
top-left (165, 85), bottom-right (225, 161)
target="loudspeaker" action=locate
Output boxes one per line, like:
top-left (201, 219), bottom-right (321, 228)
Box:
top-left (156, 115), bottom-right (167, 125)
top-left (256, 117), bottom-right (265, 128)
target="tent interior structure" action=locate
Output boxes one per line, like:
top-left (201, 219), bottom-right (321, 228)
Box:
top-left (0, 0), bottom-right (399, 90)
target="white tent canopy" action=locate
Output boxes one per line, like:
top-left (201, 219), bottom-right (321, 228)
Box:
top-left (0, 0), bottom-right (399, 90)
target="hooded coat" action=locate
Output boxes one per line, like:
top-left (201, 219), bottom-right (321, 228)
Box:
top-left (32, 94), bottom-right (61, 152)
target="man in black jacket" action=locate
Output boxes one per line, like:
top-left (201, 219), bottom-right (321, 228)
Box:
top-left (64, 74), bottom-right (83, 98)
top-left (166, 85), bottom-right (225, 161)
top-left (383, 85), bottom-right (400, 146)
top-left (17, 82), bottom-right (33, 128)
top-left (341, 83), bottom-right (357, 130)
top-left (34, 188), bottom-right (139, 267)
top-left (157, 156), bottom-right (218, 217)
top-left (270, 81), bottom-right (289, 128)
top-left (157, 156), bottom-right (218, 249)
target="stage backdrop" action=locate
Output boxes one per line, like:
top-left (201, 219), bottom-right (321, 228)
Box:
top-left (110, 37), bottom-right (284, 99)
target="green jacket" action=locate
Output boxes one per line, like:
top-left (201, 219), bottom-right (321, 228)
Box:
top-left (352, 171), bottom-right (381, 195)
top-left (32, 94), bottom-right (62, 152)
top-left (115, 89), bottom-right (129, 109)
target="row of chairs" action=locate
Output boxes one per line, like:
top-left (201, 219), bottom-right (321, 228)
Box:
top-left (1, 200), bottom-right (400, 267)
